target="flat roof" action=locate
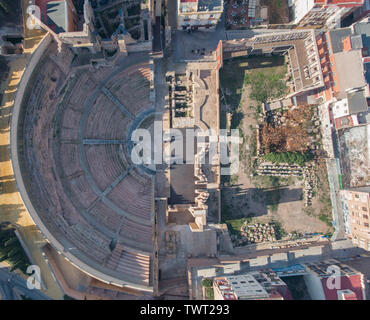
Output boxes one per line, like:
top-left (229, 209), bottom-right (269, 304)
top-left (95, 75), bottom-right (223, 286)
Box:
top-left (329, 28), bottom-right (352, 54)
top-left (334, 50), bottom-right (366, 96)
top-left (345, 186), bottom-right (370, 193)
top-left (169, 164), bottom-right (195, 204)
top-left (354, 22), bottom-right (370, 38)
top-left (222, 274), bottom-right (269, 299)
top-left (197, 0), bottom-right (223, 12)
top-left (344, 186), bottom-right (370, 193)
top-left (347, 90), bottom-right (368, 114)
top-left (47, 1), bottom-right (68, 33)
top-left (338, 124), bottom-right (370, 188)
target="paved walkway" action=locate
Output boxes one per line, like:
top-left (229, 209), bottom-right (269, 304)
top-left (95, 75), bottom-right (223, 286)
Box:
top-left (327, 158), bottom-right (346, 241)
top-left (319, 104), bottom-right (346, 240)
top-left (0, 43), bottom-right (63, 300)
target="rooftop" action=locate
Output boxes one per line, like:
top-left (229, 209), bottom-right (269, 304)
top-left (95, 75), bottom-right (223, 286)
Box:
top-left (329, 28), bottom-right (352, 54)
top-left (169, 164), bottom-right (195, 205)
top-left (47, 1), bottom-right (68, 33)
top-left (197, 0), bottom-right (223, 12)
top-left (347, 89), bottom-right (368, 114)
top-left (345, 186), bottom-right (370, 193)
top-left (215, 275), bottom-right (270, 300)
top-left (179, 0), bottom-right (223, 12)
top-left (214, 270), bottom-right (289, 300)
top-left (321, 275), bottom-right (364, 300)
top-left (338, 124), bottom-right (370, 187)
top-left (334, 50), bottom-right (366, 96)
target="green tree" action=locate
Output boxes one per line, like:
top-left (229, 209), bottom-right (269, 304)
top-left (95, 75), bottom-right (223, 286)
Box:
top-left (202, 279), bottom-right (213, 288)
top-left (0, 1), bottom-right (9, 13)
top-left (4, 237), bottom-right (18, 247)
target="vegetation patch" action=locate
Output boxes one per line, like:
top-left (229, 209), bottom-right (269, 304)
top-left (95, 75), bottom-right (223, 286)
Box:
top-left (202, 278), bottom-right (214, 299)
top-left (244, 70), bottom-right (288, 104)
top-left (224, 217), bottom-right (252, 236)
top-left (204, 287), bottom-right (214, 300)
top-left (0, 223), bottom-right (31, 274)
top-left (319, 213), bottom-right (332, 227)
top-left (272, 220), bottom-right (288, 240)
top-left (201, 279), bottom-right (213, 287)
top-left (264, 151), bottom-right (313, 166)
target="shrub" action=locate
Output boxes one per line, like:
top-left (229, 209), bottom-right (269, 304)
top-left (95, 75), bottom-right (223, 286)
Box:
top-left (0, 224), bottom-right (31, 274)
top-left (205, 287), bottom-right (214, 300)
top-left (264, 151), bottom-right (313, 166)
top-left (202, 279), bottom-right (213, 288)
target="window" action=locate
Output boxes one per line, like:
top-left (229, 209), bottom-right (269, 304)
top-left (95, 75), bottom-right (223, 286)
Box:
top-left (364, 223), bottom-right (369, 228)
top-left (363, 207), bottom-right (368, 212)
top-left (363, 214), bottom-right (369, 219)
top-left (359, 239), bottom-right (365, 249)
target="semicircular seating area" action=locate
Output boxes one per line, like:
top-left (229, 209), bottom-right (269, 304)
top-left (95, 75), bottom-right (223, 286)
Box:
top-left (18, 45), bottom-right (155, 290)
top-left (105, 63), bottom-right (151, 116)
top-left (84, 144), bottom-right (128, 191)
top-left (105, 244), bottom-right (151, 285)
top-left (83, 94), bottom-right (130, 140)
top-left (106, 170), bottom-right (153, 221)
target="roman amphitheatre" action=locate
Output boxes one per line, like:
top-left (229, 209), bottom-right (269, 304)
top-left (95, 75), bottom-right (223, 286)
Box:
top-left (11, 39), bottom-right (157, 293)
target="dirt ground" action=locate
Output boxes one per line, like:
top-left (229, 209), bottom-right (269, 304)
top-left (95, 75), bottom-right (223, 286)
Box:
top-left (220, 56), bottom-right (333, 236)
top-left (261, 0), bottom-right (290, 25)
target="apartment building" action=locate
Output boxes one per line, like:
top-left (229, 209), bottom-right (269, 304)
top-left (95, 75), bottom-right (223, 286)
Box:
top-left (213, 270), bottom-right (291, 300)
top-left (315, 22), bottom-right (370, 129)
top-left (341, 187), bottom-right (370, 250)
top-left (303, 259), bottom-right (366, 299)
top-left (289, 0), bottom-right (364, 27)
top-left (177, 0), bottom-right (223, 30)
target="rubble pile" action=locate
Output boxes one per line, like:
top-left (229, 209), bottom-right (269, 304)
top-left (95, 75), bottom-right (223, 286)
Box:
top-left (260, 106), bottom-right (321, 155)
top-left (303, 164), bottom-right (318, 206)
top-left (231, 222), bottom-right (277, 246)
top-left (256, 163), bottom-right (303, 176)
